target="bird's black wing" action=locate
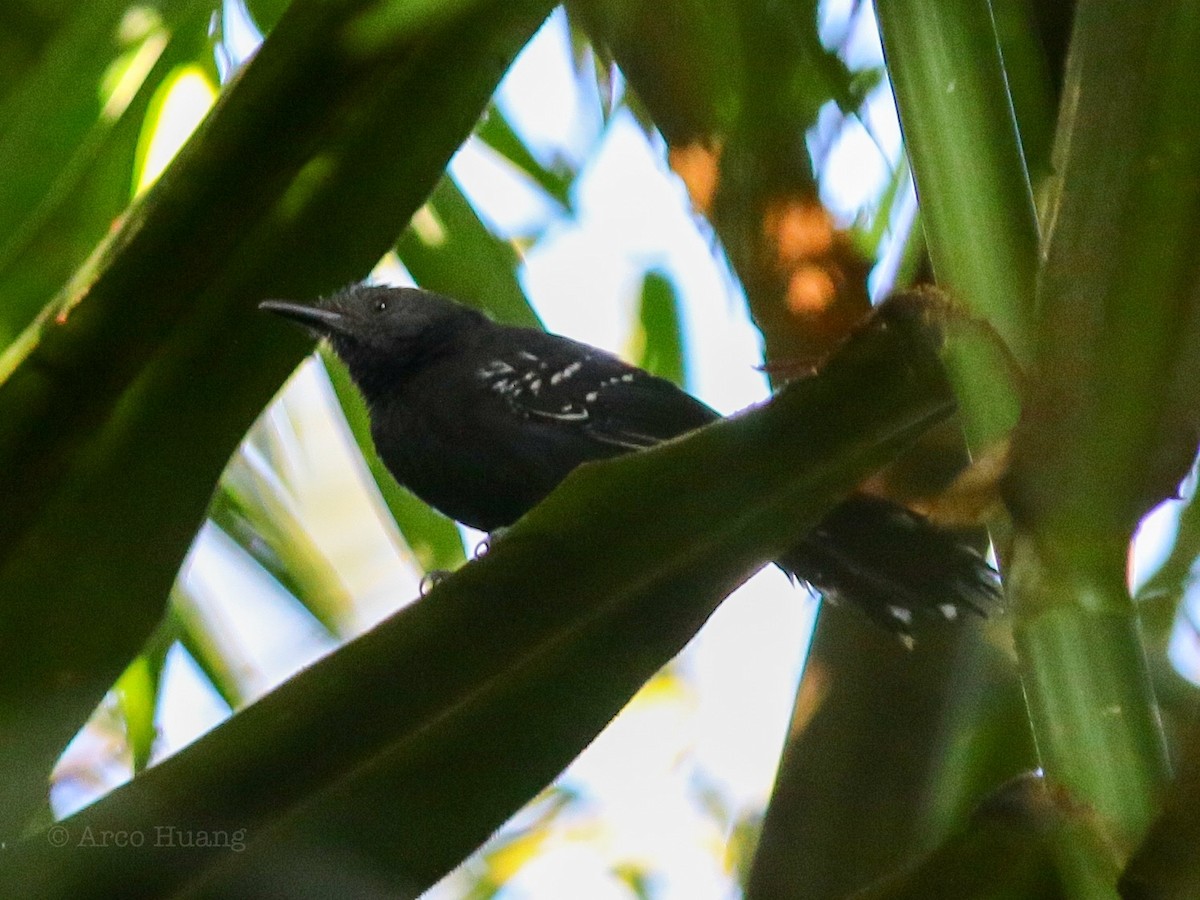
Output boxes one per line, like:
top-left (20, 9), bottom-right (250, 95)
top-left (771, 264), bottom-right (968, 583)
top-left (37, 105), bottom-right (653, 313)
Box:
top-left (471, 327), bottom-right (719, 450)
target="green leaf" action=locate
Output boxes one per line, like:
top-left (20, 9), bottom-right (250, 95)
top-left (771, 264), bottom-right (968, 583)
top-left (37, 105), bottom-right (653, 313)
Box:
top-left (113, 655), bottom-right (160, 774)
top-left (746, 608), bottom-right (1034, 899)
top-left (854, 774), bottom-right (1119, 900)
top-left (211, 446), bottom-right (354, 635)
top-left (568, 0), bottom-right (745, 142)
top-left (632, 270), bottom-right (686, 386)
top-left (0, 0), bottom-right (211, 342)
top-left (475, 105), bottom-right (574, 211)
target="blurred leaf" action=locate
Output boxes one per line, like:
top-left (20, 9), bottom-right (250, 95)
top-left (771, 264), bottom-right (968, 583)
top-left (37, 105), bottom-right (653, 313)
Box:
top-left (0, 0), bottom-right (554, 838)
top-left (168, 584), bottom-right (253, 712)
top-left (0, 292), bottom-right (960, 897)
top-left (631, 270), bottom-right (686, 386)
top-left (481, 794), bottom-right (568, 883)
top-left (475, 105), bottom-right (574, 211)
top-left (243, 0), bottom-right (291, 35)
top-left (130, 61), bottom-right (220, 196)
top-left (113, 655), bottom-right (159, 774)
top-left (854, 774), bottom-right (1118, 900)
top-left (613, 863), bottom-right (656, 900)
top-left (0, 4), bottom-right (69, 107)
top-left (727, 808), bottom-right (765, 891)
top-left (0, 0), bottom-right (169, 236)
top-left (1121, 716), bottom-right (1200, 900)
top-left (569, 0), bottom-right (744, 143)
top-left (211, 445), bottom-right (354, 635)
top-left (746, 607), bottom-right (1033, 900)
top-left (396, 174), bottom-right (542, 328)
top-left (0, 0), bottom-right (212, 342)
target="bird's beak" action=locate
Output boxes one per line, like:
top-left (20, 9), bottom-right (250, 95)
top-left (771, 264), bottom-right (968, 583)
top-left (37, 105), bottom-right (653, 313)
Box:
top-left (259, 300), bottom-right (352, 339)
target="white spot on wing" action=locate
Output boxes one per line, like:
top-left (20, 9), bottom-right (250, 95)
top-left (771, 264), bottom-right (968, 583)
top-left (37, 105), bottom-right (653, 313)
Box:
top-left (550, 361), bottom-right (583, 385)
top-left (477, 360), bottom-right (515, 379)
top-left (490, 378), bottom-right (520, 397)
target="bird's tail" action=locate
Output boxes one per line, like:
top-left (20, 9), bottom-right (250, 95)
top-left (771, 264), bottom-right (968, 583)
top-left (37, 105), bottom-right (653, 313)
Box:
top-left (779, 493), bottom-right (1001, 636)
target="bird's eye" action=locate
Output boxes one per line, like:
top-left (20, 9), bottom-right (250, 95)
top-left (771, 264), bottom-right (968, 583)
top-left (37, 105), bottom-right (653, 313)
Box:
top-left (374, 299), bottom-right (388, 313)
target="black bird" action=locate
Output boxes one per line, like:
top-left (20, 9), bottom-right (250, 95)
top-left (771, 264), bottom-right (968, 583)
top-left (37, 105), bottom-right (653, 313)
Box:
top-left (261, 284), bottom-right (999, 633)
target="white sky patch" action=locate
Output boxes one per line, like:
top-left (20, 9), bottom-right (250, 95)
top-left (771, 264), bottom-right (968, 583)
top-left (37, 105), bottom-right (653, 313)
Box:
top-left (218, 0), bottom-right (264, 78)
top-left (154, 644), bottom-right (236, 761)
top-left (495, 7), bottom-right (604, 170)
top-left (450, 138), bottom-right (564, 237)
top-left (814, 85), bottom-right (904, 226)
top-left (1131, 497), bottom-right (1184, 593)
top-left (135, 66), bottom-right (216, 194)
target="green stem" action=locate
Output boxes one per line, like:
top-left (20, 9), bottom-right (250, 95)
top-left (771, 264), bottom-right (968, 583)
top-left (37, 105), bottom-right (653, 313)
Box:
top-left (875, 0), bottom-right (1171, 878)
top-left (876, 0), bottom-right (1037, 448)
top-left (1008, 536), bottom-right (1169, 851)
top-left (876, 0), bottom-right (1038, 364)
top-left (1003, 0), bottom-right (1200, 855)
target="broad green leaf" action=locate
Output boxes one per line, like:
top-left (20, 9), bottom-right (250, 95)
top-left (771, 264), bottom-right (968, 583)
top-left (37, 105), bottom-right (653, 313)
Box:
top-left (746, 607), bottom-right (1033, 900)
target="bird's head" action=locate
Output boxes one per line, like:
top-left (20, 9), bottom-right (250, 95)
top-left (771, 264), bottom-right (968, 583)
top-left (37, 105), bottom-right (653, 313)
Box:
top-left (261, 284), bottom-right (484, 391)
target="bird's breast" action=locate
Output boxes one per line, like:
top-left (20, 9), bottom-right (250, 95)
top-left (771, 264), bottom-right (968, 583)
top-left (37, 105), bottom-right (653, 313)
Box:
top-left (368, 380), bottom-right (580, 532)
